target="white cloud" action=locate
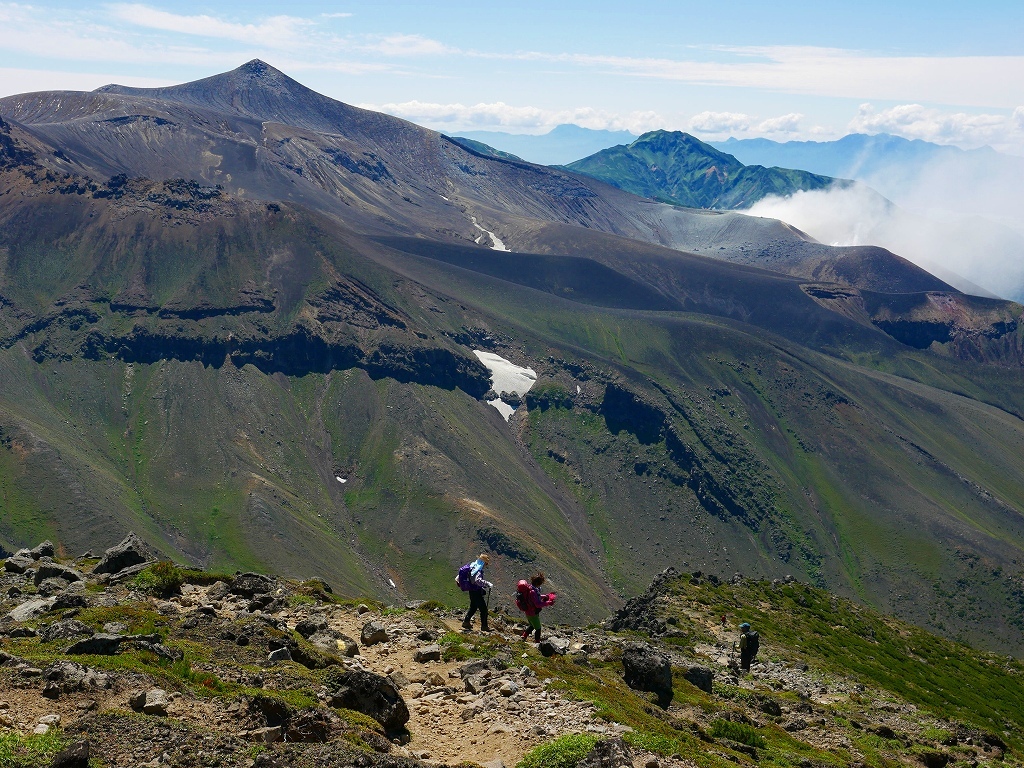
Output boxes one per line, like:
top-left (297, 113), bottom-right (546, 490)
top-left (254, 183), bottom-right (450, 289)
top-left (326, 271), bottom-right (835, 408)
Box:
top-left (362, 99), bottom-right (663, 133)
top-left (747, 183), bottom-right (1024, 299)
top-left (508, 46), bottom-right (1024, 110)
top-left (850, 103), bottom-right (1024, 151)
top-left (363, 34), bottom-right (454, 56)
top-left (757, 112), bottom-right (802, 134)
top-left (110, 4), bottom-right (314, 47)
top-left (689, 111), bottom-right (751, 133)
top-left (686, 111), bottom-right (804, 139)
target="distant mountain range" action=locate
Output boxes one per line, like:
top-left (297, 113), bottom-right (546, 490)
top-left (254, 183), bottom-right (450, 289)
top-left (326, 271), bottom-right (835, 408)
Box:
top-left (565, 130), bottom-right (842, 209)
top-left (453, 124), bottom-right (637, 166)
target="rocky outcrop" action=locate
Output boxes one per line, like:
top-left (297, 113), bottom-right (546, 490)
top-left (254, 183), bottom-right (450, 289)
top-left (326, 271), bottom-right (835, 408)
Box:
top-left (361, 620), bottom-right (388, 646)
top-left (326, 669), bottom-right (410, 732)
top-left (621, 642), bottom-right (673, 708)
top-left (92, 533), bottom-right (151, 575)
top-left (578, 738), bottom-right (634, 768)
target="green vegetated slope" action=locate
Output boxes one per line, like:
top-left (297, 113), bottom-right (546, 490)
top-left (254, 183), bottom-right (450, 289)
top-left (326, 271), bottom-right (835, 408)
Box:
top-left (566, 130), bottom-right (841, 209)
top-left (1, 103), bottom-right (1024, 652)
top-left (646, 573), bottom-right (1024, 754)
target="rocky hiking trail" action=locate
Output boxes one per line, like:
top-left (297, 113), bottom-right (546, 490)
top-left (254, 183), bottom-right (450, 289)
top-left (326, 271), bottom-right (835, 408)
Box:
top-left (1, 538), bottom-right (1021, 768)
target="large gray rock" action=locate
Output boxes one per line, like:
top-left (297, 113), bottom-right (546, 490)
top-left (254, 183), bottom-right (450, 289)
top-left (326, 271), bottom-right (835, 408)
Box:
top-left (29, 541), bottom-right (55, 559)
top-left (66, 634), bottom-right (125, 656)
top-left (231, 572), bottom-right (275, 597)
top-left (129, 688), bottom-right (168, 716)
top-left (414, 644), bottom-right (442, 663)
top-left (360, 620), bottom-right (388, 646)
top-left (683, 666), bottom-right (714, 694)
top-left (3, 555), bottom-right (33, 574)
top-left (33, 561), bottom-right (83, 586)
top-left (40, 620), bottom-right (93, 644)
top-left (92, 533), bottom-right (151, 575)
top-left (327, 669), bottom-right (409, 732)
top-left (621, 642), bottom-right (673, 707)
top-left (578, 738), bottom-right (634, 768)
top-left (7, 598), bottom-right (55, 622)
top-left (42, 661), bottom-right (110, 697)
top-left (48, 740), bottom-right (90, 768)
top-left (539, 637), bottom-right (570, 657)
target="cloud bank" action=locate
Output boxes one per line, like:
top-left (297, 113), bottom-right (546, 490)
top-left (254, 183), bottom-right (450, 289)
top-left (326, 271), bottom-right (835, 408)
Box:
top-left (747, 184), bottom-right (1024, 301)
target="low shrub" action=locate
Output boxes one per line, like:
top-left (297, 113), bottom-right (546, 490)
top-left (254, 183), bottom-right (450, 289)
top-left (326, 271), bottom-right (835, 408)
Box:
top-left (134, 561), bottom-right (185, 598)
top-left (516, 733), bottom-right (598, 768)
top-left (710, 718), bottom-right (767, 748)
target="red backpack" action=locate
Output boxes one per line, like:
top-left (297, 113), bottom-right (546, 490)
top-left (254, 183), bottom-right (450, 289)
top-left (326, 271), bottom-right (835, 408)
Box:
top-left (514, 579), bottom-right (531, 612)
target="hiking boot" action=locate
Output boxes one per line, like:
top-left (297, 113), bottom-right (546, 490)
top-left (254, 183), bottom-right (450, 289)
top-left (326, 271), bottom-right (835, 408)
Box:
top-left (462, 620), bottom-right (473, 630)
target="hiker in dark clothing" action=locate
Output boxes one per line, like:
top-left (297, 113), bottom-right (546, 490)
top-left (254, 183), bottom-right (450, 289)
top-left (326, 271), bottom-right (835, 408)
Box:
top-left (736, 622), bottom-right (760, 671)
top-left (517, 572), bottom-right (556, 642)
top-left (461, 553), bottom-right (492, 631)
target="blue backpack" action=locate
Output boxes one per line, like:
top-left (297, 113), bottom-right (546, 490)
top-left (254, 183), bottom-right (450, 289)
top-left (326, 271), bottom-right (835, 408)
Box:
top-left (456, 562), bottom-right (474, 591)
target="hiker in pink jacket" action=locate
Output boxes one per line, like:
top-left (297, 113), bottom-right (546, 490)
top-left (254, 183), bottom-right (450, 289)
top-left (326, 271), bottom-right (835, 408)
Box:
top-left (516, 572), bottom-right (556, 642)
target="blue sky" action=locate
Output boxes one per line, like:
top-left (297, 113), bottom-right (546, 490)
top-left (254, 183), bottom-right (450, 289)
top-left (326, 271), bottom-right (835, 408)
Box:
top-left (1, 1), bottom-right (1022, 152)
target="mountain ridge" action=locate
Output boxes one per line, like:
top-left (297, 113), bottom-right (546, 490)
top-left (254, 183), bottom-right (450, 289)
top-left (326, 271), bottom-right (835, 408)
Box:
top-left (566, 129), bottom-right (845, 210)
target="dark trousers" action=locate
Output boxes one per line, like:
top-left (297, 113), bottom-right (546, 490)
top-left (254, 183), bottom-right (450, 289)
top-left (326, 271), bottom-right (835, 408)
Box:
top-left (740, 651), bottom-right (755, 671)
top-left (464, 590), bottom-right (488, 628)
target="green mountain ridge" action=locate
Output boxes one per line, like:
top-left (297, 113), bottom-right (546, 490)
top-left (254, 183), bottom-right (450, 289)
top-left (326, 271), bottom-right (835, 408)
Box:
top-left (566, 130), bottom-right (844, 209)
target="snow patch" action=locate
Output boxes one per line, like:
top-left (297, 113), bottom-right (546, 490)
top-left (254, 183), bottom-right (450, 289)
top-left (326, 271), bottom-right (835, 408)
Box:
top-left (473, 350), bottom-right (537, 422)
top-left (470, 216), bottom-right (509, 251)
top-left (335, 476), bottom-right (347, 483)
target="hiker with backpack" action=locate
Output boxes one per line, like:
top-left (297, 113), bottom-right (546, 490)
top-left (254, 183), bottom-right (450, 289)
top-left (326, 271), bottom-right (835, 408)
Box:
top-left (457, 554), bottom-right (493, 631)
top-left (515, 572), bottom-right (556, 642)
top-left (735, 622), bottom-right (760, 671)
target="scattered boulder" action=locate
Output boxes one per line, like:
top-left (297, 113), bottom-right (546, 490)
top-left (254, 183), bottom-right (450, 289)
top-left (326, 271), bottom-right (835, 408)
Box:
top-left (249, 726), bottom-right (283, 744)
top-left (284, 707), bottom-right (335, 743)
top-left (52, 588), bottom-right (89, 611)
top-left (33, 561), bottom-right (83, 586)
top-left (30, 541), bottom-right (56, 560)
top-left (3, 554), bottom-right (33, 574)
top-left (683, 666), bottom-right (714, 694)
top-left (295, 618), bottom-right (327, 639)
top-left (327, 669), bottom-right (409, 732)
top-left (231, 572), bottom-right (275, 597)
top-left (361, 620), bottom-right (388, 646)
top-left (205, 581), bottom-right (231, 601)
top-left (92, 533), bottom-right (151, 575)
top-left (48, 740), bottom-right (89, 768)
top-left (756, 695), bottom-right (782, 716)
top-left (459, 657), bottom-right (508, 678)
top-left (66, 633), bottom-right (125, 656)
top-left (539, 637), bottom-right (570, 657)
top-left (578, 738), bottom-right (634, 768)
top-left (414, 644), bottom-right (442, 663)
top-left (42, 662), bottom-right (110, 698)
top-left (7, 598), bottom-right (56, 623)
top-left (268, 647), bottom-right (292, 663)
top-left (39, 620), bottom-right (93, 644)
top-left (622, 642), bottom-right (673, 707)
top-left (919, 750), bottom-right (951, 768)
top-left (129, 688), bottom-right (168, 716)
